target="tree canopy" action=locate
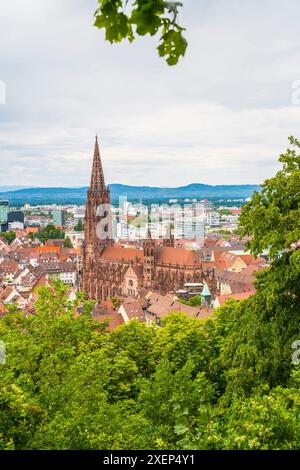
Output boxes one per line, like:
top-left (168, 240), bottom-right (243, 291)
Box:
top-left (1, 261), bottom-right (300, 449)
top-left (74, 219), bottom-right (84, 232)
top-left (94, 0), bottom-right (187, 65)
top-left (29, 224), bottom-right (65, 244)
top-left (240, 136), bottom-right (300, 260)
top-left (0, 231), bottom-right (16, 245)
top-left (63, 236), bottom-right (73, 248)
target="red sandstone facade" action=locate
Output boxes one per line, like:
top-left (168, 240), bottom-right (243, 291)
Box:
top-left (81, 138), bottom-right (213, 301)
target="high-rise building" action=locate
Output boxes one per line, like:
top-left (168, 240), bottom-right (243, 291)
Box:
top-left (7, 210), bottom-right (25, 230)
top-left (0, 200), bottom-right (9, 224)
top-left (7, 211), bottom-right (25, 224)
top-left (52, 210), bottom-right (67, 227)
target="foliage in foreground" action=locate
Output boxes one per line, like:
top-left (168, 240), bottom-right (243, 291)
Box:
top-left (0, 259), bottom-right (299, 451)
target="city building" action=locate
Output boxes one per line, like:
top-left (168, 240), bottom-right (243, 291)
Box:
top-left (0, 200), bottom-right (9, 224)
top-left (8, 211), bottom-right (24, 224)
top-left (7, 210), bottom-right (25, 230)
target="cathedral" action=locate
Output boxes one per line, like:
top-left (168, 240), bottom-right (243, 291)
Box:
top-left (81, 137), bottom-right (211, 302)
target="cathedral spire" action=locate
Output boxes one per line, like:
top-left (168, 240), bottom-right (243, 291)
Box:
top-left (90, 135), bottom-right (106, 193)
top-left (163, 223), bottom-right (175, 247)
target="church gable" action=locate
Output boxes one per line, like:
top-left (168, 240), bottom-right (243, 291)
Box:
top-left (123, 265), bottom-right (144, 297)
top-left (124, 265), bottom-right (143, 279)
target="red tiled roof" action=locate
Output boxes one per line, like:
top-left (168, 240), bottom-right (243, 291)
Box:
top-left (147, 293), bottom-right (176, 316)
top-left (147, 293), bottom-right (213, 321)
top-left (26, 227), bottom-right (39, 235)
top-left (170, 300), bottom-right (202, 318)
top-left (120, 302), bottom-right (146, 322)
top-left (155, 247), bottom-right (200, 266)
top-left (238, 254), bottom-right (256, 266)
top-left (101, 245), bottom-right (143, 262)
top-left (0, 286), bottom-right (14, 301)
top-left (93, 310), bottom-right (124, 329)
top-left (214, 268), bottom-right (254, 285)
top-left (242, 264), bottom-right (265, 276)
top-left (216, 291), bottom-right (255, 306)
top-left (204, 238), bottom-right (219, 247)
top-left (201, 261), bottom-right (215, 268)
top-left (0, 260), bottom-right (19, 273)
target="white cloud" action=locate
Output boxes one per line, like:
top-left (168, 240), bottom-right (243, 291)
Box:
top-left (0, 0), bottom-right (300, 187)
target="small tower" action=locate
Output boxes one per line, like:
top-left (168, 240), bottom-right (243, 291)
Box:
top-left (201, 281), bottom-right (212, 306)
top-left (163, 223), bottom-right (175, 247)
top-left (143, 208), bottom-right (155, 288)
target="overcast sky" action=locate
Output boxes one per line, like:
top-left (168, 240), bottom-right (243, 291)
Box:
top-left (1, 0), bottom-right (300, 188)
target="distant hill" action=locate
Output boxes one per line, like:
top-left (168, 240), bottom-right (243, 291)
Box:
top-left (0, 186), bottom-right (30, 193)
top-left (0, 183), bottom-right (260, 206)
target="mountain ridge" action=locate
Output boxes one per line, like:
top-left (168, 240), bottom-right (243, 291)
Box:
top-left (0, 183), bottom-right (260, 205)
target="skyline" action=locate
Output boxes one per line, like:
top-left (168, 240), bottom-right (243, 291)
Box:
top-left (1, 0), bottom-right (300, 187)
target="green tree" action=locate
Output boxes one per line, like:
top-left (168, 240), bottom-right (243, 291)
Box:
top-left (34, 224), bottom-right (65, 244)
top-left (178, 295), bottom-right (202, 307)
top-left (74, 219), bottom-right (84, 232)
top-left (0, 279), bottom-right (300, 450)
top-left (111, 296), bottom-right (121, 309)
top-left (153, 312), bottom-right (210, 371)
top-left (240, 136), bottom-right (300, 260)
top-left (94, 0), bottom-right (187, 65)
top-left (218, 209), bottom-right (232, 216)
top-left (199, 371), bottom-right (300, 450)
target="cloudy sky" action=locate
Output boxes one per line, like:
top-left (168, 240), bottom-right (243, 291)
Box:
top-left (1, 0), bottom-right (300, 188)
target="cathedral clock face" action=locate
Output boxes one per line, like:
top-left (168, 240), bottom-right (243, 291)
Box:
top-left (129, 280), bottom-right (134, 287)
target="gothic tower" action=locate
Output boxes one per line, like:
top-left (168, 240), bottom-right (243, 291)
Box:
top-left (81, 136), bottom-right (113, 300)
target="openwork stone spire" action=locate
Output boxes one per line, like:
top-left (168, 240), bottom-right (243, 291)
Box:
top-left (90, 135), bottom-right (105, 192)
top-left (81, 135), bottom-right (113, 301)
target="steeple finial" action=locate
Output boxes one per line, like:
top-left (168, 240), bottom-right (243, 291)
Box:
top-left (164, 222), bottom-right (174, 247)
top-left (90, 135), bottom-right (105, 193)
